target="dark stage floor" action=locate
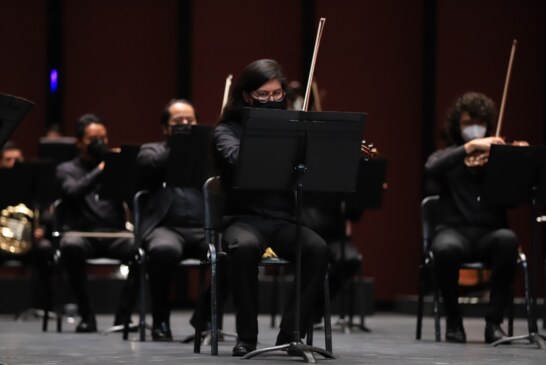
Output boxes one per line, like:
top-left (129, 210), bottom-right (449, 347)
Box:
top-left (0, 312), bottom-right (544, 364)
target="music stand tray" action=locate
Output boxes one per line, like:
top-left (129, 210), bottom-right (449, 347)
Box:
top-left (482, 144), bottom-right (546, 349)
top-left (235, 107), bottom-right (366, 362)
top-left (166, 124), bottom-right (212, 189)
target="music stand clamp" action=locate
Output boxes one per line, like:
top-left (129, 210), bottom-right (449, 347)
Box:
top-left (482, 145), bottom-right (546, 349)
top-left (235, 108), bottom-right (366, 362)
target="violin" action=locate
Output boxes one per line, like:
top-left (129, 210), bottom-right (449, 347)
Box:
top-left (464, 39), bottom-right (519, 168)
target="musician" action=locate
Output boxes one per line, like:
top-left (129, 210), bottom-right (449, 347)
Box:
top-left (136, 99), bottom-right (209, 341)
top-left (425, 91), bottom-right (519, 344)
top-left (0, 141), bottom-right (24, 168)
top-left (213, 59), bottom-right (330, 356)
top-left (56, 114), bottom-right (135, 333)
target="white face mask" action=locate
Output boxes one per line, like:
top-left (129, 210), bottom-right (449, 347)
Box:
top-left (461, 124), bottom-right (486, 142)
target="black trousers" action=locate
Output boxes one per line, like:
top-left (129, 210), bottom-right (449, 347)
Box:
top-left (431, 226), bottom-right (519, 324)
top-left (222, 216), bottom-right (329, 343)
top-left (144, 226), bottom-right (207, 325)
top-left (60, 235), bottom-right (135, 318)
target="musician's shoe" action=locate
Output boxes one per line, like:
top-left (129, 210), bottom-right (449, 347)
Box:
top-left (232, 340), bottom-right (256, 357)
top-left (151, 321), bottom-right (173, 342)
top-left (445, 317), bottom-right (466, 343)
top-left (485, 322), bottom-right (507, 344)
top-left (76, 314), bottom-right (97, 333)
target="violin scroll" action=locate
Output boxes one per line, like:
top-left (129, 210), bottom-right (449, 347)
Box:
top-left (361, 139), bottom-right (378, 159)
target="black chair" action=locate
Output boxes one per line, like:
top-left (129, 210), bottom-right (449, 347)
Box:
top-left (44, 199), bottom-right (140, 334)
top-left (416, 195), bottom-right (531, 341)
top-left (204, 176), bottom-right (333, 354)
top-left (127, 188), bottom-right (222, 355)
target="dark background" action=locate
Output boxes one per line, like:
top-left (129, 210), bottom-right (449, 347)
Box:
top-left (2, 0), bottom-right (545, 303)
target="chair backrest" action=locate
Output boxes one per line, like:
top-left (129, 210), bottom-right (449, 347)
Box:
top-left (203, 176), bottom-right (224, 244)
top-left (420, 195), bottom-right (440, 254)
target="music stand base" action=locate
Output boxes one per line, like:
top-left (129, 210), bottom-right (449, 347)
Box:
top-left (242, 341), bottom-right (335, 363)
top-left (492, 333), bottom-right (546, 349)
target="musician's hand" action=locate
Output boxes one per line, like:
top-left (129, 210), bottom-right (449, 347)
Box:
top-left (34, 228), bottom-right (45, 240)
top-left (111, 147), bottom-right (121, 153)
top-left (464, 136), bottom-right (505, 154)
top-left (512, 140), bottom-right (529, 147)
top-left (98, 161), bottom-right (105, 170)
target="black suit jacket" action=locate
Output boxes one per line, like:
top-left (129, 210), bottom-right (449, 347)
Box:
top-left (136, 142), bottom-right (204, 240)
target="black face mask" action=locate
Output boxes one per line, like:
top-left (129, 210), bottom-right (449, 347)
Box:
top-left (87, 138), bottom-right (109, 161)
top-left (251, 99), bottom-right (287, 110)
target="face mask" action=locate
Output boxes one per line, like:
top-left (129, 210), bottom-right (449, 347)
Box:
top-left (87, 138), bottom-right (109, 161)
top-left (461, 124), bottom-right (486, 142)
top-left (251, 99), bottom-right (287, 110)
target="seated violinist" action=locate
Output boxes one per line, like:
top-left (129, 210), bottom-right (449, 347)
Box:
top-left (425, 91), bottom-right (522, 344)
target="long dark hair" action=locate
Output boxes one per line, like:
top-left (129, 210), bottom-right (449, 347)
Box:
top-left (442, 91), bottom-right (497, 145)
top-left (218, 59), bottom-right (287, 124)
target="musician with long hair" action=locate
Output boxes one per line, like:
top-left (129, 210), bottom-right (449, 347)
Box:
top-left (213, 59), bottom-right (330, 356)
top-left (425, 91), bottom-right (519, 344)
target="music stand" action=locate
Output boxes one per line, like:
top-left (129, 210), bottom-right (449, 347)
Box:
top-left (0, 93), bottom-right (34, 149)
top-left (37, 137), bottom-right (78, 166)
top-left (236, 108), bottom-right (366, 362)
top-left (166, 124), bottom-right (212, 189)
top-left (99, 145), bottom-right (141, 203)
top-left (482, 144), bottom-right (546, 348)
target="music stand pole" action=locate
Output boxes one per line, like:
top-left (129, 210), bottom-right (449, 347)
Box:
top-left (243, 135), bottom-right (334, 363)
top-left (487, 146), bottom-right (546, 348)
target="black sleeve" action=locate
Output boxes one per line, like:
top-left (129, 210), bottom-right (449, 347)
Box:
top-left (136, 143), bottom-right (169, 184)
top-left (214, 123), bottom-right (240, 168)
top-left (424, 145), bottom-right (467, 178)
top-left (56, 162), bottom-right (101, 198)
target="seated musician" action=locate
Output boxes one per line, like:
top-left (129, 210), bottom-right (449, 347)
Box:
top-left (213, 59), bottom-right (330, 356)
top-left (425, 91), bottom-right (519, 344)
top-left (0, 141), bottom-right (55, 312)
top-left (136, 99), bottom-right (210, 341)
top-left (56, 114), bottom-right (135, 333)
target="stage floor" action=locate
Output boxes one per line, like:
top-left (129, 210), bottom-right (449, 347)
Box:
top-left (0, 311), bottom-right (544, 364)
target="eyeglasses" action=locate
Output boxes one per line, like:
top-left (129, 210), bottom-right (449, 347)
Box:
top-left (251, 89), bottom-right (286, 103)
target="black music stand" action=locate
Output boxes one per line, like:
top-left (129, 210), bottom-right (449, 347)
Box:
top-left (37, 137), bottom-right (78, 166)
top-left (481, 144), bottom-right (546, 348)
top-left (236, 108), bottom-right (366, 362)
top-left (0, 93), bottom-right (34, 149)
top-left (99, 145), bottom-right (141, 203)
top-left (166, 125), bottom-right (212, 189)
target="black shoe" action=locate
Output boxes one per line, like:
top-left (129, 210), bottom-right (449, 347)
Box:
top-left (232, 340), bottom-right (257, 357)
top-left (275, 330), bottom-right (298, 346)
top-left (76, 314), bottom-right (97, 333)
top-left (151, 322), bottom-right (173, 342)
top-left (484, 322), bottom-right (507, 344)
top-left (445, 318), bottom-right (466, 343)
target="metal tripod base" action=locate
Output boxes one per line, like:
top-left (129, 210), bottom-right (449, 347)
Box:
top-left (492, 332), bottom-right (546, 349)
top-left (242, 341), bottom-right (334, 363)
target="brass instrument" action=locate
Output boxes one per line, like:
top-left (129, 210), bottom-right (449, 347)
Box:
top-left (0, 203), bottom-right (34, 255)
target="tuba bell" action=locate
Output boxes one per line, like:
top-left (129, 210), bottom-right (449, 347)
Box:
top-left (0, 203), bottom-right (34, 255)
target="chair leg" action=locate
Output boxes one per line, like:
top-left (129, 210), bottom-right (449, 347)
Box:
top-left (271, 267), bottom-right (278, 328)
top-left (193, 267), bottom-right (206, 354)
top-left (323, 270), bottom-right (333, 355)
top-left (432, 270), bottom-right (441, 342)
top-left (508, 286), bottom-right (515, 336)
top-left (210, 259), bottom-right (218, 356)
top-left (416, 267), bottom-right (425, 340)
top-left (138, 254), bottom-right (147, 341)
